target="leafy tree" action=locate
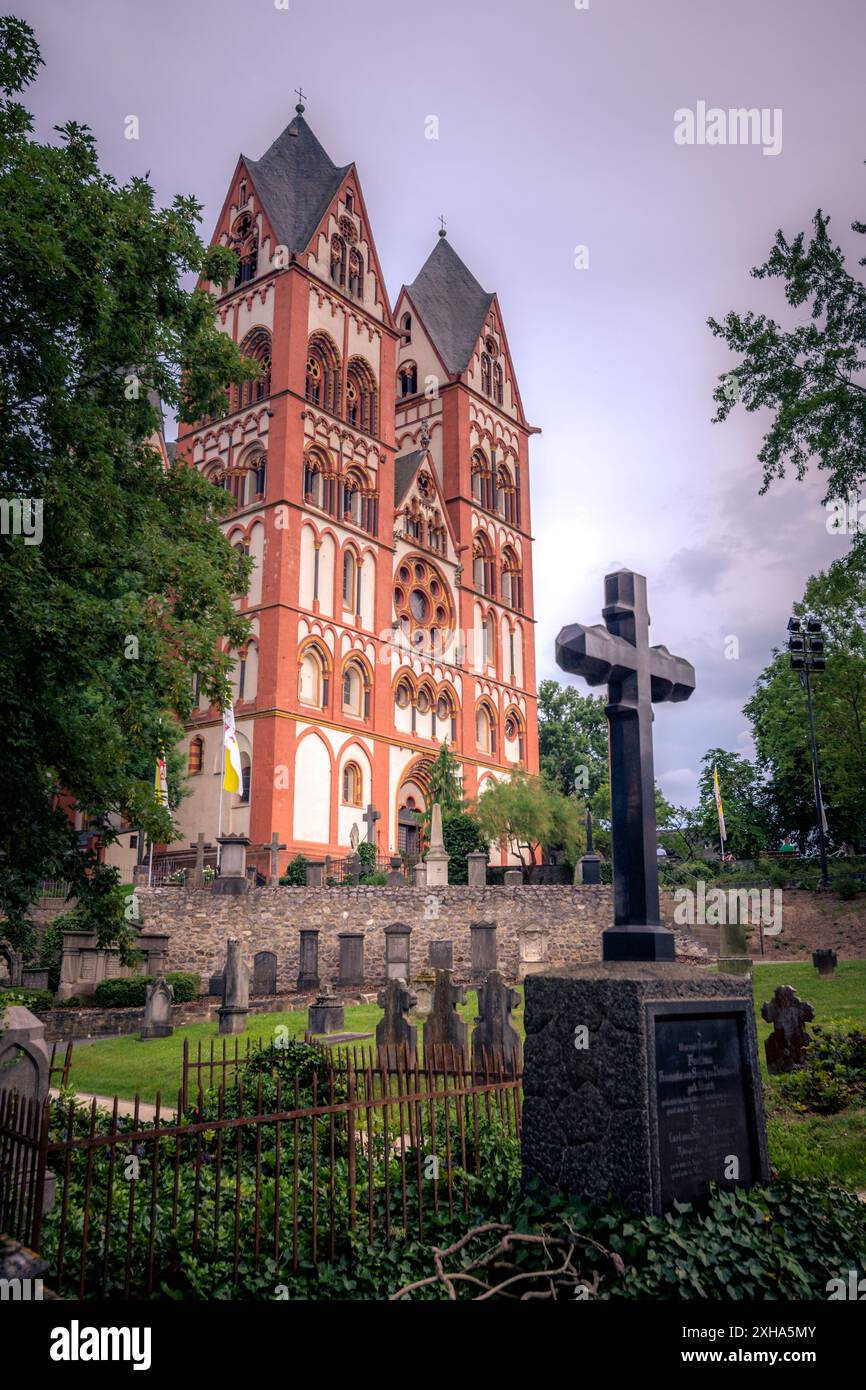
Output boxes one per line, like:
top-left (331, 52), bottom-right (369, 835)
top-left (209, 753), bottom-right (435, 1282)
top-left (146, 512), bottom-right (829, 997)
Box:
top-left (476, 770), bottom-right (582, 869)
top-left (0, 19), bottom-right (255, 948)
top-left (745, 551), bottom-right (866, 850)
top-left (441, 810), bottom-right (487, 884)
top-left (696, 750), bottom-right (772, 860)
top-left (422, 741), bottom-right (464, 835)
top-left (658, 804), bottom-right (704, 860)
top-left (708, 190), bottom-right (866, 504)
top-left (537, 678), bottom-right (608, 799)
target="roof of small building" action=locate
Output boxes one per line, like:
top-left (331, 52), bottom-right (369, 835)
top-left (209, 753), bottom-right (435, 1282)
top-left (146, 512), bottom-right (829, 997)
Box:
top-left (405, 237), bottom-right (494, 376)
top-left (244, 115), bottom-right (351, 256)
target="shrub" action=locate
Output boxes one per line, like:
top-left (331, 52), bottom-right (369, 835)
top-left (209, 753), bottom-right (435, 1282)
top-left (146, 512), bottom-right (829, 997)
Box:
top-left (0, 986), bottom-right (55, 1012)
top-left (835, 876), bottom-right (863, 900)
top-left (778, 1026), bottom-right (866, 1114)
top-left (280, 854), bottom-right (307, 886)
top-left (357, 841), bottom-right (377, 872)
top-left (93, 971), bottom-right (200, 1008)
top-left (442, 811), bottom-right (488, 884)
top-left (359, 871), bottom-right (387, 885)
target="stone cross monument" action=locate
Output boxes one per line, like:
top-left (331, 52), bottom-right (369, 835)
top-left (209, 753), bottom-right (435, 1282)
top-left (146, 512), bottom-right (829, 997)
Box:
top-left (556, 568), bottom-right (695, 960)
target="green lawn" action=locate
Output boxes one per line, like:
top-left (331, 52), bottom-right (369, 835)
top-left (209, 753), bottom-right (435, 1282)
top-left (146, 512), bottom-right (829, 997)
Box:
top-left (62, 961), bottom-right (865, 1187)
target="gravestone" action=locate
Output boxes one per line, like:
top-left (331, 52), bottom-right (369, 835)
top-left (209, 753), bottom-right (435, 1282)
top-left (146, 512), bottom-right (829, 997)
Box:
top-left (192, 832), bottom-right (206, 889)
top-left (469, 921), bottom-right (497, 982)
top-left (718, 921), bottom-right (751, 977)
top-left (466, 851), bottom-right (487, 888)
top-left (580, 807), bottom-right (602, 885)
top-left (305, 859), bottom-right (324, 888)
top-left (384, 922), bottom-right (411, 982)
top-left (424, 802), bottom-right (450, 887)
top-left (376, 978), bottom-right (417, 1066)
top-left (268, 832), bottom-right (287, 887)
top-left (428, 940), bottom-right (453, 970)
top-left (412, 968), bottom-right (436, 1015)
top-left (214, 835), bottom-right (249, 896)
top-left (556, 569), bottom-right (695, 960)
top-left (522, 966), bottom-right (769, 1214)
top-left (812, 948), bottom-right (837, 978)
top-left (386, 854), bottom-right (404, 886)
top-left (522, 569), bottom-right (770, 1216)
top-left (363, 803), bottom-right (380, 844)
top-left (0, 1006), bottom-right (50, 1106)
top-left (472, 970), bottom-right (521, 1076)
top-left (423, 969), bottom-right (467, 1058)
top-left (503, 868), bottom-right (522, 887)
top-left (518, 927), bottom-right (548, 981)
top-left (253, 950), bottom-right (277, 996)
top-left (308, 987), bottom-right (344, 1035)
top-left (345, 851), bottom-right (362, 887)
top-left (761, 985), bottom-right (814, 1073)
top-left (208, 972), bottom-right (225, 999)
top-left (338, 932), bottom-right (364, 987)
top-left (412, 862), bottom-right (427, 887)
top-left (218, 938), bottom-right (250, 1035)
top-left (297, 929), bottom-right (320, 991)
top-left (140, 976), bottom-right (174, 1040)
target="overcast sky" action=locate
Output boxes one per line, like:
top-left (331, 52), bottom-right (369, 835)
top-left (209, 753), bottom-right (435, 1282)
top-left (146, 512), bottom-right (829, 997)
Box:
top-left (16, 0), bottom-right (864, 806)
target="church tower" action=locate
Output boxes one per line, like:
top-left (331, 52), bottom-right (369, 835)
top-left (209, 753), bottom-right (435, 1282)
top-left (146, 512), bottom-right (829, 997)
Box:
top-left (173, 111), bottom-right (538, 875)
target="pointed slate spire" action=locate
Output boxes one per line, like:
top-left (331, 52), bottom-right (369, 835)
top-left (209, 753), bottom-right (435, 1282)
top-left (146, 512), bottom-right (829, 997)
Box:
top-left (405, 238), bottom-right (494, 375)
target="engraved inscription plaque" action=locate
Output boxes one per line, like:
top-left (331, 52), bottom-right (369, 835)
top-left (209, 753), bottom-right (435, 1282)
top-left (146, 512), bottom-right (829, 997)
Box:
top-left (649, 1004), bottom-right (760, 1209)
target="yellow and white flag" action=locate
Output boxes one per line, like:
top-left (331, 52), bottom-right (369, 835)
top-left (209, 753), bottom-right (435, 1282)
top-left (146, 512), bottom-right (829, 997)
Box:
top-left (223, 703), bottom-right (242, 793)
top-left (713, 764), bottom-right (726, 842)
top-left (154, 748), bottom-right (169, 808)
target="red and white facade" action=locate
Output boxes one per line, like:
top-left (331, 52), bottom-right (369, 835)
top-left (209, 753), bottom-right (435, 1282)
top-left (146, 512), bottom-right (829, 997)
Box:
top-left (173, 113), bottom-right (539, 873)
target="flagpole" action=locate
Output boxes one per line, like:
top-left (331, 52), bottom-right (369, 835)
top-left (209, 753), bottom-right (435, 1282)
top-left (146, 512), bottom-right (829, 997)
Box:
top-left (148, 838), bottom-right (154, 887)
top-left (217, 781), bottom-right (224, 871)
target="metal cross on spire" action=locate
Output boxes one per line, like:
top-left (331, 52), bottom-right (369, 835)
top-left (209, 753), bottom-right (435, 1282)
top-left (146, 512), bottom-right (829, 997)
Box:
top-left (556, 569), bottom-right (695, 961)
top-left (294, 86), bottom-right (306, 112)
top-left (438, 214), bottom-right (447, 238)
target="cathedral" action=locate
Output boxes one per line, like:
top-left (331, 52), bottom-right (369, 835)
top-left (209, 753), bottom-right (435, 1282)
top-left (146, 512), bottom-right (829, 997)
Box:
top-left (173, 101), bottom-right (539, 873)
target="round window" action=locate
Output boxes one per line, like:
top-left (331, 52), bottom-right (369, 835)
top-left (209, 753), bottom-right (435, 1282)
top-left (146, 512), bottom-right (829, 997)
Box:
top-left (410, 589), bottom-right (429, 621)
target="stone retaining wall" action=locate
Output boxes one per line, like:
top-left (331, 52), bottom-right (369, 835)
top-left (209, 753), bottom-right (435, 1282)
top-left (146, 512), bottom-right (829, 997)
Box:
top-left (39, 992), bottom-right (324, 1043)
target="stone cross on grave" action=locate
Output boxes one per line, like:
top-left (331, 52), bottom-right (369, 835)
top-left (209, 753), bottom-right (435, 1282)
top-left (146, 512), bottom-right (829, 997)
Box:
top-left (362, 803), bottom-right (380, 845)
top-left (268, 832), bottom-right (287, 886)
top-left (556, 569), bottom-right (695, 961)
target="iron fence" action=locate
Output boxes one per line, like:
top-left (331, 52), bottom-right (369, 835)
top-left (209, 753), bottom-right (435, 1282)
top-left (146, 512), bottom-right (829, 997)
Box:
top-left (0, 1049), bottom-right (521, 1299)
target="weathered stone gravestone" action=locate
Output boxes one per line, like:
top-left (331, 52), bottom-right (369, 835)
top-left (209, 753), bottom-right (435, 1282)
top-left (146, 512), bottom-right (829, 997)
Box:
top-left (218, 938), bottom-right (250, 1035)
top-left (521, 570), bottom-right (771, 1216)
top-left (469, 921), bottom-right (497, 982)
top-left (412, 969), bottom-right (436, 1016)
top-left (140, 977), bottom-right (174, 1041)
top-left (345, 851), bottom-right (362, 887)
top-left (384, 922), bottom-right (411, 982)
top-left (252, 950), bottom-right (277, 996)
top-left (338, 932), bottom-right (364, 987)
top-left (208, 972), bottom-right (225, 999)
top-left (428, 940), bottom-right (453, 970)
top-left (214, 835), bottom-right (249, 896)
top-left (308, 987), bottom-right (344, 1035)
top-left (305, 859), bottom-right (324, 888)
top-left (518, 927), bottom-right (548, 981)
top-left (718, 921), bottom-right (751, 977)
top-left (376, 977), bottom-right (417, 1067)
top-left (412, 862), bottom-right (427, 887)
top-left (386, 854), bottom-right (404, 886)
top-left (472, 970), bottom-right (521, 1076)
top-left (424, 802), bottom-right (450, 887)
top-left (812, 948), bottom-right (837, 978)
top-left (503, 868), bottom-right (522, 887)
top-left (423, 970), bottom-right (467, 1059)
top-left (297, 929), bottom-right (320, 991)
top-left (0, 1006), bottom-right (50, 1106)
top-left (761, 985), bottom-right (814, 1073)
top-left (466, 851), bottom-right (487, 888)
top-left (579, 808), bottom-right (602, 885)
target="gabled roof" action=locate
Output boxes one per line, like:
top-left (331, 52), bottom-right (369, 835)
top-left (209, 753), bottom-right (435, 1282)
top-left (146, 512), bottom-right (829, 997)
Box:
top-left (243, 115), bottom-right (351, 256)
top-left (405, 238), bottom-right (494, 376)
top-left (394, 450), bottom-right (425, 506)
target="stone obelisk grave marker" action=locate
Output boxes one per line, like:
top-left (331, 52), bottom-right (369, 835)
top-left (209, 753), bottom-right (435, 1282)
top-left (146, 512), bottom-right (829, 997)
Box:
top-left (521, 569), bottom-right (770, 1214)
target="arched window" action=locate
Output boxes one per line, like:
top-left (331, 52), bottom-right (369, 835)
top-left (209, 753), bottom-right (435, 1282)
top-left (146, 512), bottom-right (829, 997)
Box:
top-left (342, 548), bottom-right (358, 610)
top-left (435, 689), bottom-right (458, 743)
top-left (416, 684), bottom-right (432, 716)
top-left (187, 737), bottom-right (204, 775)
top-left (348, 247), bottom-right (364, 298)
top-left (483, 611), bottom-right (496, 665)
top-left (492, 361), bottom-right (504, 405)
top-left (400, 312), bottom-right (412, 344)
top-left (398, 363), bottom-right (418, 398)
top-left (252, 452), bottom-right (267, 500)
top-left (298, 643), bottom-right (329, 708)
top-left (473, 532), bottom-right (495, 596)
top-left (230, 212), bottom-right (258, 288)
top-left (346, 358), bottom-right (378, 436)
top-left (496, 463), bottom-right (517, 524)
top-left (395, 677), bottom-right (412, 709)
top-left (475, 702), bottom-right (496, 755)
top-left (221, 468), bottom-right (246, 510)
top-left (471, 450), bottom-right (495, 511)
top-left (393, 555), bottom-right (454, 653)
top-left (305, 333), bottom-right (341, 414)
top-left (303, 448), bottom-right (339, 516)
top-left (505, 710), bottom-right (526, 762)
top-left (501, 547), bottom-right (523, 610)
top-left (236, 328), bottom-right (272, 410)
top-left (239, 753), bottom-right (252, 803)
top-left (342, 760), bottom-right (362, 805)
top-left (330, 234), bottom-right (347, 287)
top-left (480, 353), bottom-right (492, 396)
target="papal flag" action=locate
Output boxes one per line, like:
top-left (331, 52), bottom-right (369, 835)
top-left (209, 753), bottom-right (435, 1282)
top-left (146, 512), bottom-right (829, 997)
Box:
top-left (713, 764), bottom-right (727, 842)
top-left (154, 748), bottom-right (169, 808)
top-left (222, 703), bottom-right (242, 794)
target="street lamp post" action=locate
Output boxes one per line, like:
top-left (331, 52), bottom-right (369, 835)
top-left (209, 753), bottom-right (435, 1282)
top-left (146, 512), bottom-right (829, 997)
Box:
top-left (787, 616), bottom-right (829, 887)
